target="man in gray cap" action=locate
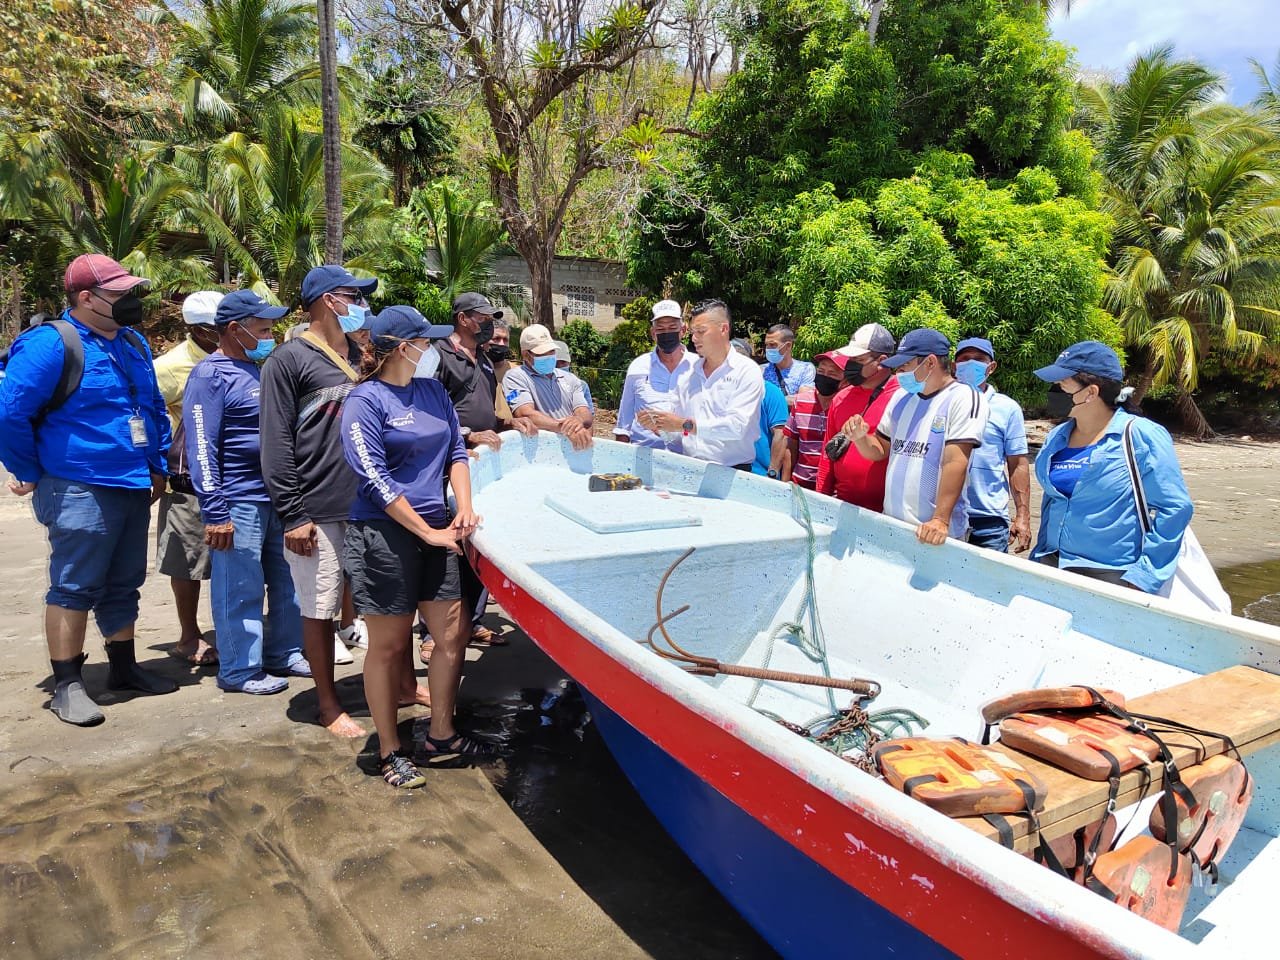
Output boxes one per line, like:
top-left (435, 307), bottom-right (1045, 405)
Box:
top-left (153, 291), bottom-right (224, 665)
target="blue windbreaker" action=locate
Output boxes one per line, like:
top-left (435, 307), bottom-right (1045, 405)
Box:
top-left (0, 310), bottom-right (169, 488)
top-left (184, 353), bottom-right (270, 525)
top-left (1032, 409), bottom-right (1192, 593)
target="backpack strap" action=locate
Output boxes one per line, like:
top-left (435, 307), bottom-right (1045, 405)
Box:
top-left (1121, 419), bottom-right (1153, 536)
top-left (40, 318), bottom-right (85, 423)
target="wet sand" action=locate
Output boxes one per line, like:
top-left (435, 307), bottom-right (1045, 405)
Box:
top-left (2, 436), bottom-right (1278, 959)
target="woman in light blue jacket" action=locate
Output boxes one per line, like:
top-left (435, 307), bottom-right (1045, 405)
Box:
top-left (1030, 341), bottom-right (1193, 594)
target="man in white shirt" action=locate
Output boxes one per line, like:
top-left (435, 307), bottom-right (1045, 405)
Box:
top-left (843, 328), bottom-right (988, 545)
top-left (614, 299), bottom-right (697, 450)
top-left (636, 299), bottom-right (763, 468)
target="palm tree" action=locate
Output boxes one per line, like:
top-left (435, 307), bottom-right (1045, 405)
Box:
top-left (1078, 47), bottom-right (1280, 438)
top-left (415, 184), bottom-right (505, 302)
top-left (164, 0), bottom-right (322, 135)
top-left (209, 109), bottom-right (394, 304)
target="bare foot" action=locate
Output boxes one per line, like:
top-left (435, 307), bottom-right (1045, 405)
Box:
top-left (321, 710), bottom-right (364, 739)
top-left (398, 684), bottom-right (431, 709)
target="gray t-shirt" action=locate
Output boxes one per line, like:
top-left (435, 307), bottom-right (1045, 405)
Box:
top-left (502, 365), bottom-right (589, 420)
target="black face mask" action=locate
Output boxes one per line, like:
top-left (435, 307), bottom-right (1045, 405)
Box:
top-left (814, 373), bottom-right (841, 397)
top-left (486, 344), bottom-right (510, 363)
top-left (655, 330), bottom-right (682, 354)
top-left (475, 318), bottom-right (495, 346)
top-left (844, 362), bottom-right (867, 386)
top-left (1045, 384), bottom-right (1082, 420)
top-left (93, 291), bottom-right (144, 327)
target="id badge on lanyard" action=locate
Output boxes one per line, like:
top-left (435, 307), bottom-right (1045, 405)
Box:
top-left (128, 414), bottom-right (148, 447)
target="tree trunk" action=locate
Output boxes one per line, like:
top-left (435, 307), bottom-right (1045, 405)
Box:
top-left (527, 247), bottom-right (557, 333)
top-left (316, 0), bottom-right (343, 263)
top-left (1129, 350), bottom-right (1158, 407)
top-left (867, 0), bottom-right (885, 45)
top-left (1175, 389), bottom-right (1215, 440)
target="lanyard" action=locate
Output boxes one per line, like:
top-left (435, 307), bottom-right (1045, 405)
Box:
top-left (861, 380), bottom-right (887, 415)
top-left (101, 334), bottom-right (140, 410)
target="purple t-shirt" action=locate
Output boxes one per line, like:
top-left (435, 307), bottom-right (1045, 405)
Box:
top-left (341, 377), bottom-right (468, 524)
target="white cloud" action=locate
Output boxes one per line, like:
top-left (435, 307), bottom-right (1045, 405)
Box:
top-left (1051, 0), bottom-right (1280, 103)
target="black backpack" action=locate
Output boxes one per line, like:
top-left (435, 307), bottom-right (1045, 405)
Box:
top-left (0, 315), bottom-right (149, 422)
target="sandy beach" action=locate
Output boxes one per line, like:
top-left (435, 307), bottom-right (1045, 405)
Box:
top-left (2, 435), bottom-right (1277, 959)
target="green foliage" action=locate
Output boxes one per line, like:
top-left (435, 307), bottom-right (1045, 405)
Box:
top-left (575, 311), bottom-right (655, 408)
top-left (354, 65), bottom-right (454, 204)
top-left (559, 319), bottom-right (609, 366)
top-left (784, 153), bottom-right (1117, 405)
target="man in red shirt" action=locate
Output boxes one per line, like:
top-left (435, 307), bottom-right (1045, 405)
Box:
top-left (783, 350), bottom-right (847, 489)
top-left (816, 323), bottom-right (898, 510)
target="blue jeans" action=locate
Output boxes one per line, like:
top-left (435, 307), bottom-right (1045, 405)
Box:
top-left (33, 476), bottom-right (150, 636)
top-left (211, 501), bottom-right (304, 686)
top-left (968, 514), bottom-right (1011, 553)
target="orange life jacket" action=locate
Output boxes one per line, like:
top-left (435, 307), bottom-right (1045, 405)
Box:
top-left (1087, 835), bottom-right (1192, 932)
top-left (1149, 754), bottom-right (1252, 869)
top-left (998, 711), bottom-right (1161, 780)
top-left (873, 738), bottom-right (1046, 818)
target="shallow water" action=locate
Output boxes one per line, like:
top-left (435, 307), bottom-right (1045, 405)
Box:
top-left (0, 681), bottom-right (775, 960)
top-left (1219, 557), bottom-right (1280, 626)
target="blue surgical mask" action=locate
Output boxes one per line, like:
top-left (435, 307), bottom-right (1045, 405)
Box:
top-left (955, 359), bottom-right (990, 389)
top-left (338, 302), bottom-right (368, 334)
top-left (765, 348), bottom-right (784, 365)
top-left (408, 343), bottom-right (440, 379)
top-left (532, 354), bottom-right (558, 376)
top-left (896, 361), bottom-right (929, 395)
top-left (247, 338), bottom-right (276, 362)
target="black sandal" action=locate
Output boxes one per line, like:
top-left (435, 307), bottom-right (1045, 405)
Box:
top-left (417, 731), bottom-right (499, 762)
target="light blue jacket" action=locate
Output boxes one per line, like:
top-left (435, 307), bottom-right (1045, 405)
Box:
top-left (1032, 409), bottom-right (1192, 593)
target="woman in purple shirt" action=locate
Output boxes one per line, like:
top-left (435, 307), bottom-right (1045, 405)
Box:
top-left (340, 306), bottom-right (489, 788)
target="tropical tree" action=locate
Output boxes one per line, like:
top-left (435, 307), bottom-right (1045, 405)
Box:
top-left (355, 67), bottom-right (455, 205)
top-left (414, 184), bottom-right (505, 302)
top-left (209, 109), bottom-right (395, 303)
top-left (1079, 47), bottom-right (1280, 437)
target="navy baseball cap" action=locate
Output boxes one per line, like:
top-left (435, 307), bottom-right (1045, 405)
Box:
top-left (214, 289), bottom-right (289, 326)
top-left (955, 337), bottom-right (995, 360)
top-left (368, 305), bottom-right (454, 351)
top-left (882, 328), bottom-right (952, 369)
top-left (300, 265), bottom-right (378, 308)
top-left (1034, 341), bottom-right (1124, 382)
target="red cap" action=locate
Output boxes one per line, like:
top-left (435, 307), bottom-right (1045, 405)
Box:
top-left (64, 254), bottom-right (149, 294)
top-left (815, 350), bottom-right (850, 370)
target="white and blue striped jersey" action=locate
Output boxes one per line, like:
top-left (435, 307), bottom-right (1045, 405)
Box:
top-left (876, 380), bottom-right (989, 537)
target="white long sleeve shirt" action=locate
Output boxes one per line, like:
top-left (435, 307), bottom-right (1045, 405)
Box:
top-left (614, 348), bottom-right (697, 449)
top-left (677, 348), bottom-right (764, 466)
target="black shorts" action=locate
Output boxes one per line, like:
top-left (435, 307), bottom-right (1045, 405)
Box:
top-left (343, 519), bottom-right (462, 616)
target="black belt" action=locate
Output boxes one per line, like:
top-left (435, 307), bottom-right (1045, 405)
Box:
top-left (168, 474), bottom-right (195, 495)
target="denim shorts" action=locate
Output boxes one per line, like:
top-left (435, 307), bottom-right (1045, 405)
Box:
top-left (33, 475), bottom-right (151, 636)
top-left (343, 519), bottom-right (461, 616)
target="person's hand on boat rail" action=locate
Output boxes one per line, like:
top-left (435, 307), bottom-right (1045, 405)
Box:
top-left (450, 507), bottom-right (482, 539)
top-left (558, 416), bottom-right (593, 451)
top-left (467, 430), bottom-right (503, 452)
top-left (511, 416), bottom-right (538, 438)
top-left (916, 517), bottom-right (950, 546)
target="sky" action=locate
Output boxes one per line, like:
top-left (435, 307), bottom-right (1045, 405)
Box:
top-left (1050, 0), bottom-right (1280, 104)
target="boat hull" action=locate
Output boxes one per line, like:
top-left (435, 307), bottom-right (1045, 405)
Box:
top-left (473, 548), bottom-right (1123, 960)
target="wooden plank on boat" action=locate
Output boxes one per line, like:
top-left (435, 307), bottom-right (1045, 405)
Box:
top-left (957, 666), bottom-right (1280, 853)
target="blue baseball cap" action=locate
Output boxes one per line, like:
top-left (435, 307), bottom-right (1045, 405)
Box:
top-left (881, 328), bottom-right (952, 369)
top-left (368, 305), bottom-right (454, 352)
top-left (955, 337), bottom-right (995, 360)
top-left (214, 289), bottom-right (289, 326)
top-left (300, 265), bottom-right (378, 309)
top-left (1034, 341), bottom-right (1124, 382)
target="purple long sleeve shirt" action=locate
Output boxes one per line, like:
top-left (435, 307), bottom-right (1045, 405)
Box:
top-left (183, 354), bottom-right (268, 524)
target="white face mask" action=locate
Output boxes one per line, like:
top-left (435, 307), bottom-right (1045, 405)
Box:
top-left (408, 343), bottom-right (440, 379)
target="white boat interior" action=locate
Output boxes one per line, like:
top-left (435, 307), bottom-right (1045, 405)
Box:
top-left (468, 433), bottom-right (1280, 955)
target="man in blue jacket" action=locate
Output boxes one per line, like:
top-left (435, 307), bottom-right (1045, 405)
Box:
top-left (0, 254), bottom-right (177, 726)
top-left (185, 290), bottom-right (309, 695)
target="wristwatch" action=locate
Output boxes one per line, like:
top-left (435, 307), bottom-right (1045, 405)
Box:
top-left (767, 469), bottom-right (779, 479)
top-left (682, 418), bottom-right (694, 436)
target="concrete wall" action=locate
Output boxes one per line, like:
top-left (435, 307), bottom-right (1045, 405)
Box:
top-left (489, 255), bottom-right (642, 333)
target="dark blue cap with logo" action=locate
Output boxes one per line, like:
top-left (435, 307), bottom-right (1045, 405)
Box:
top-left (368, 305), bottom-right (454, 352)
top-left (955, 337), bottom-right (995, 360)
top-left (300, 265), bottom-right (378, 309)
top-left (882, 328), bottom-right (952, 369)
top-left (1034, 341), bottom-right (1124, 382)
top-left (214, 289), bottom-right (289, 326)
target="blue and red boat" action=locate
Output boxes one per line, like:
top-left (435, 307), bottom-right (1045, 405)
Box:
top-left (467, 432), bottom-right (1280, 958)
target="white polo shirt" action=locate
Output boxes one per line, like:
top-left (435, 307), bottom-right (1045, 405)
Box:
top-left (677, 348), bottom-right (764, 466)
top-left (614, 348), bottom-right (697, 449)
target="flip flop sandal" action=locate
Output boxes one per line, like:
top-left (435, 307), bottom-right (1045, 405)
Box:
top-left (168, 644), bottom-right (219, 666)
top-left (416, 731), bottom-right (500, 763)
top-left (467, 626), bottom-right (509, 647)
top-left (419, 638), bottom-right (435, 665)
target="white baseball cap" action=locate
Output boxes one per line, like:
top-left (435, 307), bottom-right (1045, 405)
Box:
top-left (182, 290), bottom-right (225, 327)
top-left (519, 323), bottom-right (557, 355)
top-left (836, 322), bottom-right (896, 359)
top-left (651, 299), bottom-right (683, 322)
